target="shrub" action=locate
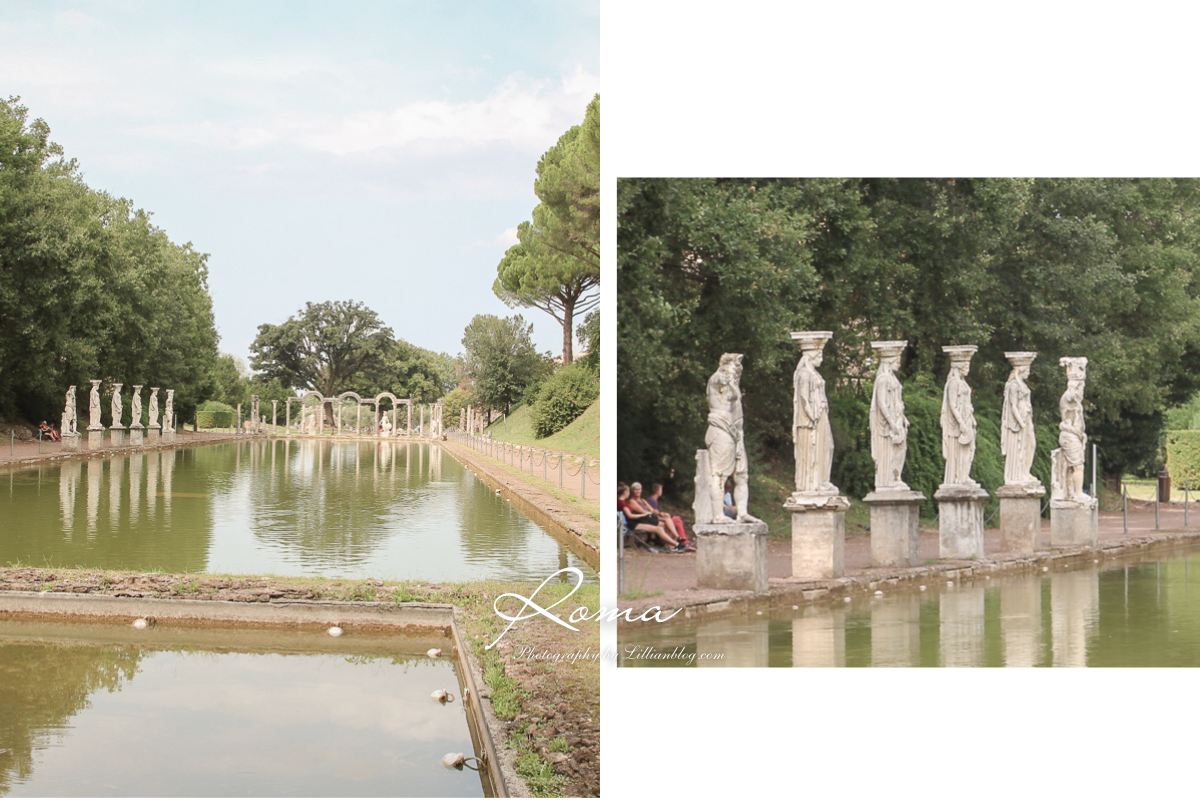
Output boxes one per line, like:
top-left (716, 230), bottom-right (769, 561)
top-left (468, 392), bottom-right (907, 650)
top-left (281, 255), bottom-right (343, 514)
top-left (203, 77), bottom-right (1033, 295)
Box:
top-left (1166, 430), bottom-right (1200, 488)
top-left (196, 408), bottom-right (235, 429)
top-left (530, 361), bottom-right (599, 439)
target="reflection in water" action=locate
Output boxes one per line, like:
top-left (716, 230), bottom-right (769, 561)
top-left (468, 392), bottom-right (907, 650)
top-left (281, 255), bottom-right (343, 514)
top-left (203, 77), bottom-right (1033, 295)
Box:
top-left (1, 440), bottom-right (592, 582)
top-left (1051, 570), bottom-right (1099, 668)
top-left (793, 606), bottom-right (845, 668)
top-left (621, 547), bottom-right (1200, 667)
top-left (0, 626), bottom-right (482, 797)
top-left (1000, 579), bottom-right (1042, 668)
top-left (871, 599), bottom-right (919, 668)
top-left (940, 585), bottom-right (986, 667)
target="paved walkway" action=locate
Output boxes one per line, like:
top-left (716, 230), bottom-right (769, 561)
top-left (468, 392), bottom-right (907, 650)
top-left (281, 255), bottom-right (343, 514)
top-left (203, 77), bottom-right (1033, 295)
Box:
top-left (0, 429), bottom-right (240, 468)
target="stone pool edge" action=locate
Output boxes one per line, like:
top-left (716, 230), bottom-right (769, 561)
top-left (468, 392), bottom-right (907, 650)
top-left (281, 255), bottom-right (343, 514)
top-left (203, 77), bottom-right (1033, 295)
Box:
top-left (438, 439), bottom-right (600, 570)
top-left (0, 592), bottom-right (512, 798)
top-left (617, 527), bottom-right (1200, 632)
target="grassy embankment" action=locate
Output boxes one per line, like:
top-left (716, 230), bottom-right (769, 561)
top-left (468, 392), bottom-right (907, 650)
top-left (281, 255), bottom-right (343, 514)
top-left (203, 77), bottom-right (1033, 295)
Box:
top-left (480, 402), bottom-right (601, 543)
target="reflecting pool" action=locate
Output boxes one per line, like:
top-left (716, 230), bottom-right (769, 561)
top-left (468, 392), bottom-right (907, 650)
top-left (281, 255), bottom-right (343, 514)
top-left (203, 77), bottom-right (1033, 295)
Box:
top-left (619, 546), bottom-right (1200, 667)
top-left (0, 439), bottom-right (592, 582)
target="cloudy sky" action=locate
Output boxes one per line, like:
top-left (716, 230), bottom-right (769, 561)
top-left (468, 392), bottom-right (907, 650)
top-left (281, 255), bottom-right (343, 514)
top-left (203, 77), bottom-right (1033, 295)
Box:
top-left (2, 0), bottom-right (599, 363)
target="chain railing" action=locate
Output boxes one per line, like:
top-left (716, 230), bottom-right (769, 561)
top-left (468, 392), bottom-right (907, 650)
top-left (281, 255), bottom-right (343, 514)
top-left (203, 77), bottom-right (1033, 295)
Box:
top-left (448, 432), bottom-right (599, 500)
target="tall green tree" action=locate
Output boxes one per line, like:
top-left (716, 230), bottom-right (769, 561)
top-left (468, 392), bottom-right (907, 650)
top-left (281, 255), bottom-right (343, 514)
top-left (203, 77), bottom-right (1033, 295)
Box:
top-left (0, 96), bottom-right (219, 424)
top-left (249, 300), bottom-right (393, 400)
top-left (494, 95), bottom-right (599, 365)
top-left (461, 314), bottom-right (542, 416)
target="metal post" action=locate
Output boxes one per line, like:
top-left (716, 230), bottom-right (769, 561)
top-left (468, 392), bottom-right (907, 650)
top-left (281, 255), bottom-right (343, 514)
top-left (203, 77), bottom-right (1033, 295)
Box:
top-left (1123, 485), bottom-right (1128, 535)
top-left (581, 459), bottom-right (586, 498)
top-left (558, 454), bottom-right (563, 489)
top-left (1187, 479), bottom-right (1191, 527)
top-left (10, 430), bottom-right (13, 456)
top-left (1156, 489), bottom-right (1160, 530)
top-left (542, 448), bottom-right (547, 481)
top-left (1091, 442), bottom-right (1097, 499)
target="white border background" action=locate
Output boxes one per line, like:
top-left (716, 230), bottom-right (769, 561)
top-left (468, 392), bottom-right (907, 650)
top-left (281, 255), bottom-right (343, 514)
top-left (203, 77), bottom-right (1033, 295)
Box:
top-left (601, 2), bottom-right (1200, 796)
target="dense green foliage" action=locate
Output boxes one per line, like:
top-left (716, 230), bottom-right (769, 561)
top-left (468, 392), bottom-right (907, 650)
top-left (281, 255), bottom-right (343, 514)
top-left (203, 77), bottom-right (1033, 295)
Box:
top-left (460, 314), bottom-right (543, 416)
top-left (196, 408), bottom-right (235, 429)
top-left (494, 95), bottom-right (599, 365)
top-left (1166, 430), bottom-right (1200, 489)
top-left (530, 360), bottom-right (599, 439)
top-left (619, 178), bottom-right (1200, 497)
top-left (249, 300), bottom-right (454, 403)
top-left (0, 97), bottom-right (220, 424)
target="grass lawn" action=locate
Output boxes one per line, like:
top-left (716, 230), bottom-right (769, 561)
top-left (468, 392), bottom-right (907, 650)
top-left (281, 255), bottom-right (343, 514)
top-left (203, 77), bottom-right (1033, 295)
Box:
top-left (485, 401), bottom-right (599, 459)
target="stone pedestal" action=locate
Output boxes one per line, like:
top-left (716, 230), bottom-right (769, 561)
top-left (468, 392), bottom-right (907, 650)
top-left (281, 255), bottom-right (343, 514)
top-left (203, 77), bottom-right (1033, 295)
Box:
top-left (87, 429), bottom-right (104, 450)
top-left (129, 426), bottom-right (144, 446)
top-left (695, 520), bottom-right (769, 593)
top-left (1050, 497), bottom-right (1099, 547)
top-left (109, 428), bottom-right (125, 448)
top-left (786, 492), bottom-right (850, 580)
top-left (934, 484), bottom-right (989, 559)
top-left (864, 489), bottom-right (926, 567)
top-left (61, 433), bottom-right (82, 453)
top-left (997, 483), bottom-right (1045, 553)
top-left (162, 430), bottom-right (176, 444)
top-left (147, 428), bottom-right (160, 444)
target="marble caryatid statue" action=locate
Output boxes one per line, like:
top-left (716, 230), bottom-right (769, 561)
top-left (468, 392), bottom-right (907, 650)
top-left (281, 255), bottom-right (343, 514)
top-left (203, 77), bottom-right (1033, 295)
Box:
top-left (130, 386), bottom-right (143, 427)
top-left (940, 346), bottom-right (980, 487)
top-left (791, 331), bottom-right (836, 495)
top-left (62, 386), bottom-right (77, 435)
top-left (110, 384), bottom-right (124, 428)
top-left (149, 388), bottom-right (160, 429)
top-left (89, 380), bottom-right (102, 429)
top-left (1002, 352), bottom-right (1041, 487)
top-left (163, 390), bottom-right (174, 432)
top-left (1052, 357), bottom-right (1089, 501)
top-left (704, 352), bottom-right (757, 523)
top-left (869, 341), bottom-right (910, 491)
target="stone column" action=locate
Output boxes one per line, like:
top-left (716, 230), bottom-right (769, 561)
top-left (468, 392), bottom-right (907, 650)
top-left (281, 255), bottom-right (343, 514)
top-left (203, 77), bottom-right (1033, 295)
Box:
top-left (86, 379), bottom-right (104, 450)
top-left (407, 400), bottom-right (413, 435)
top-left (109, 383), bottom-right (126, 448)
top-left (786, 332), bottom-right (849, 579)
top-left (251, 395), bottom-right (260, 435)
top-left (997, 352), bottom-right (1045, 552)
top-left (864, 340), bottom-right (925, 567)
top-left (935, 345), bottom-right (988, 559)
top-left (272, 400), bottom-right (278, 435)
top-left (129, 385), bottom-right (144, 446)
top-left (1050, 356), bottom-right (1098, 547)
top-left (147, 387), bottom-right (161, 444)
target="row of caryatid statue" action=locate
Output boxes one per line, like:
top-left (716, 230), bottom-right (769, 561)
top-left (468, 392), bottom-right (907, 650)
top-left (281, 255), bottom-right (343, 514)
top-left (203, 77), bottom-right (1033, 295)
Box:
top-left (692, 332), bottom-right (1097, 591)
top-left (60, 381), bottom-right (176, 451)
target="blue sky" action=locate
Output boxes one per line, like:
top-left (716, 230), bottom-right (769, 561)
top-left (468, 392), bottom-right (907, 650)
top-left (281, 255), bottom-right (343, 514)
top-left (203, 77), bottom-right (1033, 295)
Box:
top-left (2, 0), bottom-right (599, 364)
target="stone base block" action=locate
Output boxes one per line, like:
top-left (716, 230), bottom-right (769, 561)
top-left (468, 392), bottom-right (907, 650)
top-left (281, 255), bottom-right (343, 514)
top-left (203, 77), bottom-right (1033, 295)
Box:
top-left (997, 488), bottom-right (1044, 553)
top-left (109, 429), bottom-right (125, 448)
top-left (864, 490), bottom-right (926, 567)
top-left (1050, 500), bottom-right (1099, 547)
top-left (147, 428), bottom-right (160, 444)
top-left (61, 433), bottom-right (82, 453)
top-left (935, 484), bottom-right (989, 559)
top-left (787, 500), bottom-right (847, 580)
top-left (162, 430), bottom-right (176, 444)
top-left (129, 428), bottom-right (144, 446)
top-left (87, 430), bottom-right (104, 450)
top-left (695, 521), bottom-right (769, 593)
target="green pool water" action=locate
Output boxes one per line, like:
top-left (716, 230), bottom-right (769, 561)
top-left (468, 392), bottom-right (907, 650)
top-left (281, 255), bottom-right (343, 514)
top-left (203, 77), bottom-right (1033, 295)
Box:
top-left (0, 439), bottom-right (592, 583)
top-left (619, 545), bottom-right (1200, 667)
top-left (0, 620), bottom-right (485, 797)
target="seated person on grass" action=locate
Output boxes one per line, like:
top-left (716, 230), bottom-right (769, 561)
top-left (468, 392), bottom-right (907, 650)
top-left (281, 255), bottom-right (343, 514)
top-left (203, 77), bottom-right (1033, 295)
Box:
top-left (629, 482), bottom-right (694, 552)
top-left (618, 483), bottom-right (681, 551)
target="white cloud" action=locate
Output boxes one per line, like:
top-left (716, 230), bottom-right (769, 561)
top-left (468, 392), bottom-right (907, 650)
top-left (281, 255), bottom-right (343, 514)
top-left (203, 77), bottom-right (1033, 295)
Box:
top-left (496, 226), bottom-right (520, 248)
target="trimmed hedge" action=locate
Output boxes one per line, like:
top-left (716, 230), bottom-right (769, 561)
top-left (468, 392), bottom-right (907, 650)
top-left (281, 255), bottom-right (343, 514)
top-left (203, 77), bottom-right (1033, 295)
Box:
top-left (1166, 430), bottom-right (1200, 488)
top-left (197, 409), bottom-right (234, 429)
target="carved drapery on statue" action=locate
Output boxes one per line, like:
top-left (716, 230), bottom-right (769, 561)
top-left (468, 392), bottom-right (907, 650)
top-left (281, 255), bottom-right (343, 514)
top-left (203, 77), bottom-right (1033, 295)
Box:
top-left (1001, 352), bottom-right (1041, 488)
top-left (702, 353), bottom-right (756, 523)
top-left (940, 346), bottom-right (979, 488)
top-left (791, 331), bottom-right (836, 496)
top-left (1052, 357), bottom-right (1089, 502)
top-left (869, 341), bottom-right (910, 491)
